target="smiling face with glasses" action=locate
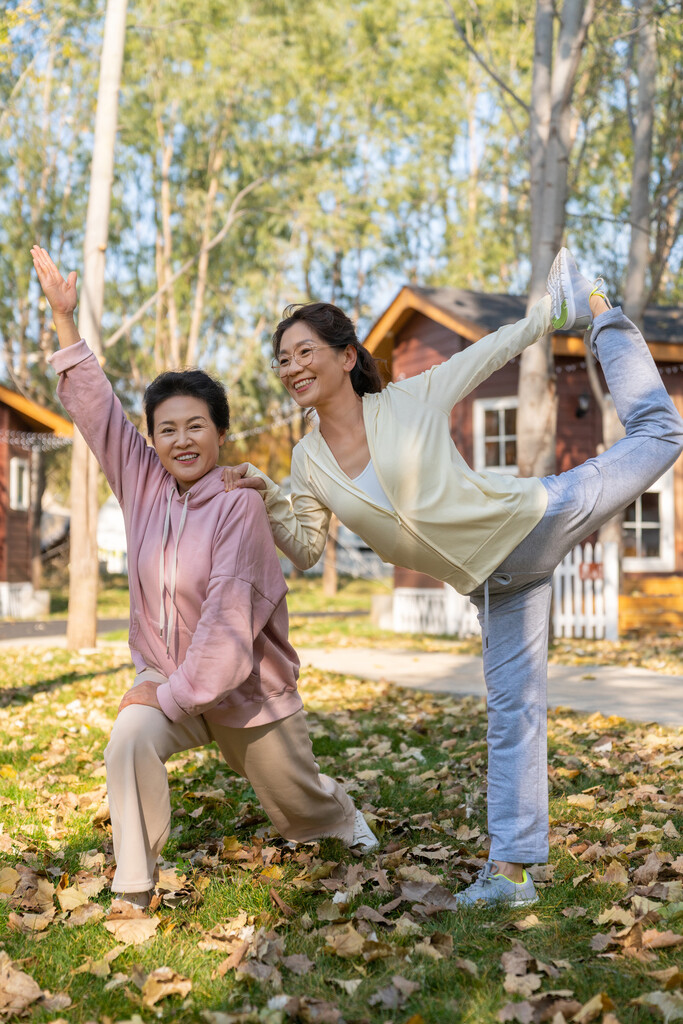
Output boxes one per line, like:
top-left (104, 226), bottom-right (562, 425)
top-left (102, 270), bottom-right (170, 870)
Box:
top-left (270, 341), bottom-right (321, 376)
top-left (272, 321), bottom-right (359, 407)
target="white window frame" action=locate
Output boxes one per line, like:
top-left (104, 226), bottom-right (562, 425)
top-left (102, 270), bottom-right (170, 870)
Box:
top-left (9, 457), bottom-right (30, 512)
top-left (473, 396), bottom-right (518, 474)
top-left (622, 467), bottom-right (675, 573)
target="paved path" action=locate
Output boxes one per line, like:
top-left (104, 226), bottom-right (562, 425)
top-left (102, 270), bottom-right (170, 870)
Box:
top-left (298, 647), bottom-right (683, 727)
top-left (0, 618), bottom-right (129, 643)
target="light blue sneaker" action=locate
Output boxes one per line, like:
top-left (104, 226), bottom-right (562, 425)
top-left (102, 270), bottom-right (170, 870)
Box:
top-left (547, 248), bottom-right (609, 332)
top-left (454, 861), bottom-right (539, 907)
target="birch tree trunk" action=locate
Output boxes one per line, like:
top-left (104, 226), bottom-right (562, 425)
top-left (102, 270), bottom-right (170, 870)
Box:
top-left (186, 142), bottom-right (224, 367)
top-left (623, 0), bottom-right (656, 330)
top-left (517, 0), bottom-right (594, 478)
top-left (66, 0), bottom-right (127, 650)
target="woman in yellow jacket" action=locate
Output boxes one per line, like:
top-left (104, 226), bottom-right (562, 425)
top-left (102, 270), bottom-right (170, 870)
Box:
top-left (224, 249), bottom-right (683, 907)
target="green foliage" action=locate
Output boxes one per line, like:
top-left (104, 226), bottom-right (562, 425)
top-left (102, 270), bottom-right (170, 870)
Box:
top-left (1, 0), bottom-right (681, 438)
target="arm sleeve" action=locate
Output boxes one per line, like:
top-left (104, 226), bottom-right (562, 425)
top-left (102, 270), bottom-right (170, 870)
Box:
top-left (48, 340), bottom-right (157, 505)
top-left (395, 295), bottom-right (552, 413)
top-left (242, 448), bottom-right (331, 570)
top-left (156, 491), bottom-right (286, 721)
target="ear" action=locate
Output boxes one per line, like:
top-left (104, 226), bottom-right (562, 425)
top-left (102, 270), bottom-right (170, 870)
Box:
top-left (218, 431), bottom-right (226, 447)
top-left (342, 344), bottom-right (358, 373)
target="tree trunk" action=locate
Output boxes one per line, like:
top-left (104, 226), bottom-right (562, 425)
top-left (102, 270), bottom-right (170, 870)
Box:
top-left (517, 0), bottom-right (594, 479)
top-left (623, 0), bottom-right (656, 330)
top-left (186, 142), bottom-right (223, 367)
top-left (158, 111), bottom-right (181, 368)
top-left (322, 514), bottom-right (339, 598)
top-left (517, 0), bottom-right (556, 479)
top-left (66, 0), bottom-right (128, 650)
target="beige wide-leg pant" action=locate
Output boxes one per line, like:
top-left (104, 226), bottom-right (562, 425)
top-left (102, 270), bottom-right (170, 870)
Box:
top-left (105, 672), bottom-right (355, 893)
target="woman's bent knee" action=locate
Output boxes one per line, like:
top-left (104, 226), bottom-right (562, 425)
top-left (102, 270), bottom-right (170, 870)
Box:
top-left (105, 705), bottom-right (168, 768)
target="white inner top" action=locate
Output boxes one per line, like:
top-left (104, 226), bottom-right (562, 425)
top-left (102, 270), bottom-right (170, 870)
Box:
top-left (352, 459), bottom-right (393, 511)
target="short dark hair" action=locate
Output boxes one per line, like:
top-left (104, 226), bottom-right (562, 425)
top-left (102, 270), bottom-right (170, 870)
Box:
top-left (272, 302), bottom-right (383, 396)
top-left (144, 369), bottom-right (230, 436)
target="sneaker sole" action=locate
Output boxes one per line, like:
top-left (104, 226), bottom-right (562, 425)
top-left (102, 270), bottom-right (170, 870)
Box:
top-left (456, 892), bottom-right (539, 908)
top-left (548, 250), bottom-right (574, 330)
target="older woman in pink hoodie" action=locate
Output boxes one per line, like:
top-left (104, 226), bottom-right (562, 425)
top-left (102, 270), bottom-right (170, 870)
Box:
top-left (31, 246), bottom-right (377, 908)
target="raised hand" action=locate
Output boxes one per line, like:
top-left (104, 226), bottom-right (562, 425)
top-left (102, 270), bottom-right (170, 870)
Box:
top-left (30, 245), bottom-right (78, 319)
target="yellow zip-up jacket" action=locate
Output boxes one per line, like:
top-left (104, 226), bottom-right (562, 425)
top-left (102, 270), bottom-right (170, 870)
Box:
top-left (247, 295), bottom-right (553, 595)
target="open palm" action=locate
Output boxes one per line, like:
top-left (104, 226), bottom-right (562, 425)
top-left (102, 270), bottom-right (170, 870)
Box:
top-left (30, 246), bottom-right (78, 317)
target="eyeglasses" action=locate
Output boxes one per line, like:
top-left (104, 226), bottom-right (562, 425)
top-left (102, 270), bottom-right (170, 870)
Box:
top-left (270, 343), bottom-right (320, 376)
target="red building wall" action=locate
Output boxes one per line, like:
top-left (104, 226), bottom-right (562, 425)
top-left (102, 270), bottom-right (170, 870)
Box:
top-left (0, 405), bottom-right (32, 584)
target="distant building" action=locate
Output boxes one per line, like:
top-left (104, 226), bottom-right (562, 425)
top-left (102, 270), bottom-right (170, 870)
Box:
top-left (97, 494), bottom-right (128, 575)
top-left (0, 384), bottom-right (73, 617)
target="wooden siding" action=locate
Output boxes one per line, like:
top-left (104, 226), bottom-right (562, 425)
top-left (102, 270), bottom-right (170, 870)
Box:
top-left (0, 405), bottom-right (7, 581)
top-left (674, 393), bottom-right (683, 572)
top-left (389, 313), bottom-right (683, 589)
top-left (7, 509), bottom-right (30, 582)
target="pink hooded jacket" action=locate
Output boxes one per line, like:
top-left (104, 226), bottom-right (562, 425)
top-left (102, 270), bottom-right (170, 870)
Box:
top-left (49, 341), bottom-right (302, 728)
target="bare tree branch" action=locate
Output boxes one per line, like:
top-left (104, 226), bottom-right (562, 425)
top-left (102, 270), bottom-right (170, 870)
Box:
top-left (441, 0), bottom-right (530, 115)
top-left (103, 175), bottom-right (267, 350)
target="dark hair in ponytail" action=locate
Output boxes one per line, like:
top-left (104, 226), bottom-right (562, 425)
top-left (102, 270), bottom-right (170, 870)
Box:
top-left (272, 302), bottom-right (383, 396)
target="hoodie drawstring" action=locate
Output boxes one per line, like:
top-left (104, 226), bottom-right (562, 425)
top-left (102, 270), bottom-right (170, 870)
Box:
top-left (159, 489), bottom-right (190, 656)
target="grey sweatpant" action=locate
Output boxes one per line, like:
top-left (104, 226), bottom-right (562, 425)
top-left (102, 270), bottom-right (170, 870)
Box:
top-left (469, 307), bottom-right (683, 865)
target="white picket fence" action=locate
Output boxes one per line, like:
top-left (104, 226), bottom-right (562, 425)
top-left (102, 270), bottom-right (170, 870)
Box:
top-left (552, 541), bottom-right (619, 640)
top-left (393, 586), bottom-right (479, 637)
top-left (392, 541), bottom-right (619, 640)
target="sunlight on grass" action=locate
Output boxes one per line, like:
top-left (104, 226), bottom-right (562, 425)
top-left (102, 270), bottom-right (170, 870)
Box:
top-left (0, 645), bottom-right (681, 1022)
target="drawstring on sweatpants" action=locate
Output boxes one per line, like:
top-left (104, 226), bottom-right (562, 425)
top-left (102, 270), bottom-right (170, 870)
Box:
top-left (483, 573), bottom-right (513, 650)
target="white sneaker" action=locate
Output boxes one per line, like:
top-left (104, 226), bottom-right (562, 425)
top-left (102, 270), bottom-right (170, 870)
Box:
top-left (454, 862), bottom-right (538, 907)
top-left (548, 248), bottom-right (609, 332)
top-left (348, 809), bottom-right (378, 852)
top-left (115, 890), bottom-right (152, 910)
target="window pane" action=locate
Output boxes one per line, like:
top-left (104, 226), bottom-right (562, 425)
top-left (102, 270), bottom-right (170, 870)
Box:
top-left (504, 408), bottom-right (516, 434)
top-left (485, 441), bottom-right (499, 466)
top-left (505, 440), bottom-right (516, 466)
top-left (642, 528), bottom-right (660, 558)
top-left (624, 501), bottom-right (637, 523)
top-left (484, 410), bottom-right (498, 435)
top-left (641, 492), bottom-right (660, 523)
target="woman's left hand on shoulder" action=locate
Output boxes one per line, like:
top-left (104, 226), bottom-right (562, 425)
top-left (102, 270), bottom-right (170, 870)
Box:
top-left (118, 680), bottom-right (162, 715)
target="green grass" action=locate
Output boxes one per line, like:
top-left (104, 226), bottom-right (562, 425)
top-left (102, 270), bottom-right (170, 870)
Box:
top-left (0, 644), bottom-right (682, 1023)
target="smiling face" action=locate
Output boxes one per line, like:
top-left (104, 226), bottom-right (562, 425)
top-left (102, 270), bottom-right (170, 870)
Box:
top-left (277, 322), bottom-right (357, 407)
top-left (152, 394), bottom-right (225, 493)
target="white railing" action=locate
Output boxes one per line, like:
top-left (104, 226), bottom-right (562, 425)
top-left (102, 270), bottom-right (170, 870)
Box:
top-left (392, 541), bottom-right (619, 640)
top-left (552, 541), bottom-right (619, 640)
top-left (393, 585), bottom-right (479, 637)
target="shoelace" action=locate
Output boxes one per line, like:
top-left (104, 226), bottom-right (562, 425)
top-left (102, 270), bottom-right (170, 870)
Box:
top-left (589, 278), bottom-right (613, 309)
top-left (474, 861), bottom-right (497, 888)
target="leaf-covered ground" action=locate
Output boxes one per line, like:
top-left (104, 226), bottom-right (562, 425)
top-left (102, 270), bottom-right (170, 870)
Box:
top-left (0, 643), bottom-right (682, 1024)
